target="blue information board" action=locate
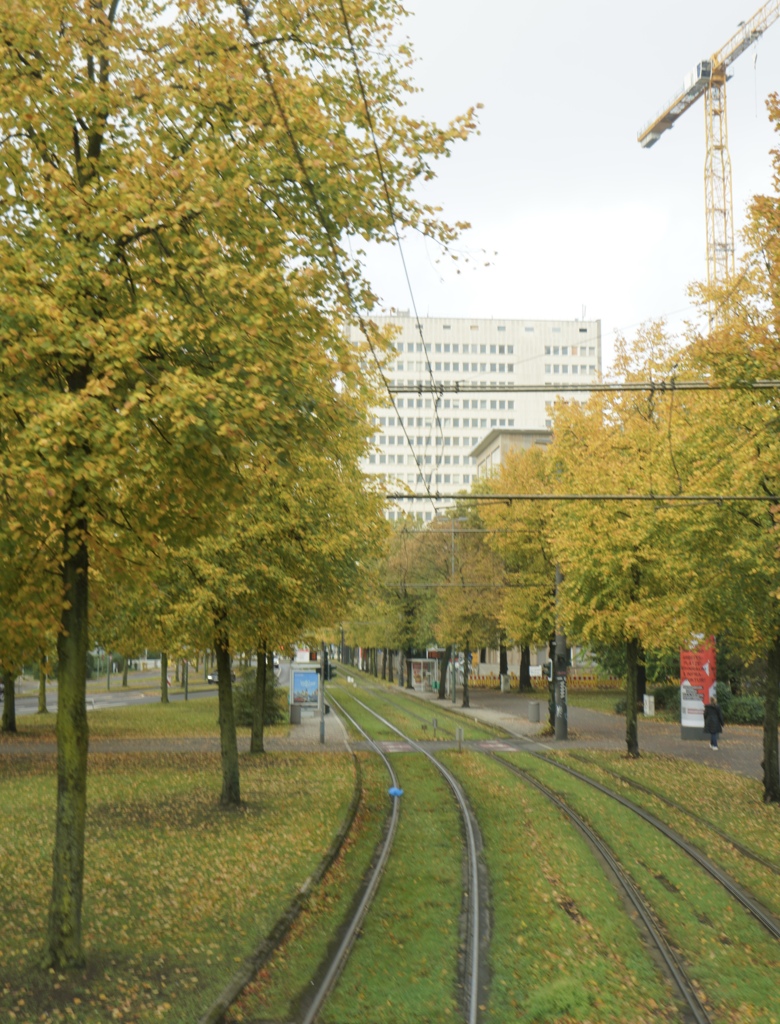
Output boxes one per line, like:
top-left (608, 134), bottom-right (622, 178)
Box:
top-left (291, 669), bottom-right (320, 705)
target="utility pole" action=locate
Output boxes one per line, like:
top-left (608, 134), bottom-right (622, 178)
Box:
top-left (320, 643), bottom-right (326, 745)
top-left (554, 564), bottom-right (569, 741)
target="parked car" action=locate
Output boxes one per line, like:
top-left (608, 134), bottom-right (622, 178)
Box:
top-left (207, 670), bottom-right (236, 685)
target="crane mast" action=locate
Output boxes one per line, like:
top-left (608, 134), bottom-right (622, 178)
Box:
top-left (637, 1), bottom-right (780, 289)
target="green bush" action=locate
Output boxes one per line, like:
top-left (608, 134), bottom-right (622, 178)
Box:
top-left (726, 694), bottom-right (764, 726)
top-left (715, 681), bottom-right (734, 715)
top-left (650, 684), bottom-right (680, 714)
top-left (233, 672), bottom-right (288, 728)
top-left (614, 698), bottom-right (626, 715)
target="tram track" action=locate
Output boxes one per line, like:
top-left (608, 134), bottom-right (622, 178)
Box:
top-left (521, 751), bottom-right (780, 943)
top-left (483, 750), bottom-right (713, 1024)
top-left (294, 691), bottom-right (401, 1024)
top-left (328, 682), bottom-right (490, 1024)
top-left (566, 751), bottom-right (780, 877)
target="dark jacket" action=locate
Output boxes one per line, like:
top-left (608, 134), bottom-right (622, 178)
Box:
top-left (703, 702), bottom-right (724, 735)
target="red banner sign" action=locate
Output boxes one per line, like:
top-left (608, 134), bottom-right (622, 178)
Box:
top-left (680, 638), bottom-right (716, 705)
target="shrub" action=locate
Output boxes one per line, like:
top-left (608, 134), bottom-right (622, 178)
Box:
top-left (233, 671), bottom-right (288, 728)
top-left (650, 684), bottom-right (680, 713)
top-left (726, 694), bottom-right (764, 726)
top-left (614, 698), bottom-right (626, 715)
top-left (715, 681), bottom-right (734, 716)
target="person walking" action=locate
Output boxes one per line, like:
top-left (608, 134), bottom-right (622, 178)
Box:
top-left (703, 697), bottom-right (724, 750)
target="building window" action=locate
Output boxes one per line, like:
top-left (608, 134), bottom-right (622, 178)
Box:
top-left (553, 327), bottom-right (561, 333)
top-left (480, 363), bottom-right (486, 372)
top-left (470, 324), bottom-right (479, 330)
top-left (499, 363), bottom-right (506, 373)
top-left (490, 363), bottom-right (497, 372)
top-left (463, 474), bottom-right (471, 484)
top-left (498, 344), bottom-right (505, 355)
top-left (524, 326), bottom-right (534, 332)
top-left (497, 325), bottom-right (506, 332)
top-left (562, 365), bottom-right (568, 374)
top-left (508, 419), bottom-right (514, 426)
top-left (508, 400), bottom-right (514, 409)
top-left (561, 346), bottom-right (568, 355)
top-left (368, 454), bottom-right (376, 464)
top-left (480, 344), bottom-right (487, 354)
top-left (443, 324), bottom-right (451, 330)
top-left (579, 327), bottom-right (587, 333)
top-left (507, 364), bottom-right (513, 373)
top-left (545, 419), bottom-right (552, 428)
top-left (589, 346), bottom-right (596, 356)
top-left (490, 344), bottom-right (496, 354)
top-left (589, 365), bottom-right (596, 373)
top-left (553, 346), bottom-right (559, 355)
top-left (444, 344), bottom-right (450, 354)
top-left (553, 364), bottom-right (559, 374)
top-left (545, 364), bottom-right (551, 374)
top-left (572, 364), bottom-right (579, 374)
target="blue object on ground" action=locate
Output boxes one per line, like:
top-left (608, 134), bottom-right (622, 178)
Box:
top-left (388, 786), bottom-right (404, 797)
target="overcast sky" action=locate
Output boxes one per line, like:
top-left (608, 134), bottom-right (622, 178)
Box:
top-left (362, 0), bottom-right (780, 369)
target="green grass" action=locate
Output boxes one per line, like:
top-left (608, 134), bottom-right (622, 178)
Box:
top-left (0, 695), bottom-right (290, 742)
top-left (332, 669), bottom-right (501, 742)
top-left (554, 750), bottom-right (780, 917)
top-left (440, 751), bottom-right (677, 1024)
top-left (227, 753), bottom-right (391, 1023)
top-left (321, 753), bottom-right (463, 1023)
top-left (0, 749), bottom-right (355, 1024)
top-left (566, 688), bottom-right (626, 713)
top-left (510, 752), bottom-right (780, 1024)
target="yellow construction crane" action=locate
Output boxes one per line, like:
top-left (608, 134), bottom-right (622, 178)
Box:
top-left (638, 1), bottom-right (780, 288)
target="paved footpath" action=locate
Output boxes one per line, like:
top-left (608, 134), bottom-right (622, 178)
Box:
top-left (397, 686), bottom-right (767, 783)
top-left (0, 686), bottom-right (766, 784)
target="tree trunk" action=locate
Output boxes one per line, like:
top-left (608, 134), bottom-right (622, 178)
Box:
top-left (499, 641), bottom-right (508, 677)
top-left (38, 654), bottom-right (48, 714)
top-left (44, 521), bottom-right (89, 968)
top-left (106, 652), bottom-right (111, 691)
top-left (215, 631), bottom-right (241, 806)
top-left (547, 638), bottom-right (556, 728)
top-left (625, 637), bottom-right (640, 758)
top-left (381, 647), bottom-right (387, 680)
top-left (519, 645), bottom-right (532, 692)
top-left (251, 644), bottom-right (267, 754)
top-left (763, 636), bottom-right (780, 803)
top-left (160, 652), bottom-right (169, 703)
top-left (405, 648), bottom-right (413, 689)
top-left (121, 657), bottom-right (128, 688)
top-left (388, 649), bottom-right (394, 683)
top-left (373, 648), bottom-right (378, 677)
top-left (438, 645), bottom-right (452, 700)
top-left (183, 660), bottom-right (189, 701)
top-left (462, 646), bottom-right (470, 708)
top-left (175, 659), bottom-right (180, 684)
top-left (1, 668), bottom-right (16, 732)
top-left (637, 643), bottom-right (647, 703)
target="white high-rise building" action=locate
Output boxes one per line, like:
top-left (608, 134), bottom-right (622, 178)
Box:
top-left (355, 315), bottom-right (602, 521)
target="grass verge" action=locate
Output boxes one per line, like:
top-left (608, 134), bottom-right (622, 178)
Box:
top-left (0, 694), bottom-right (290, 743)
top-left (440, 751), bottom-right (677, 1024)
top-left (0, 749), bottom-right (354, 1024)
top-left (226, 752), bottom-right (390, 1022)
top-left (332, 669), bottom-right (501, 742)
top-left (511, 752), bottom-right (780, 1024)
top-left (554, 750), bottom-right (780, 917)
top-left (320, 752), bottom-right (464, 1023)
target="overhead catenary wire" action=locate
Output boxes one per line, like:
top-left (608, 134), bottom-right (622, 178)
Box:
top-left (387, 493), bottom-right (780, 503)
top-left (236, 3), bottom-right (438, 514)
top-left (388, 379), bottom-right (780, 394)
top-left (335, 0), bottom-right (447, 477)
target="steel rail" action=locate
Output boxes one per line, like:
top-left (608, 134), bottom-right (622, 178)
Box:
top-left (331, 684), bottom-right (485, 1024)
top-left (526, 753), bottom-right (780, 942)
top-left (298, 691), bottom-right (401, 1024)
top-left (567, 752), bottom-right (780, 878)
top-left (485, 752), bottom-right (712, 1024)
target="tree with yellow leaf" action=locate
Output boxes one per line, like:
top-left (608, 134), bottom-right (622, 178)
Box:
top-left (0, 0), bottom-right (474, 967)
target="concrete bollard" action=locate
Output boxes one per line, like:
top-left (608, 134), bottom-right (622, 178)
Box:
top-left (500, 674), bottom-right (510, 692)
top-left (528, 701), bottom-right (540, 723)
top-left (456, 726), bottom-right (464, 752)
